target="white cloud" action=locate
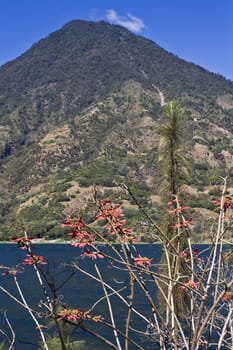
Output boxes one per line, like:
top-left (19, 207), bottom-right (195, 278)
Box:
top-left (105, 9), bottom-right (145, 33)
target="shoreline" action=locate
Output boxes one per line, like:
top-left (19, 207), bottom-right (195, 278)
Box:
top-left (0, 239), bottom-right (229, 245)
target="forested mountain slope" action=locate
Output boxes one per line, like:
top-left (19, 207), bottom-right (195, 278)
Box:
top-left (0, 20), bottom-right (233, 240)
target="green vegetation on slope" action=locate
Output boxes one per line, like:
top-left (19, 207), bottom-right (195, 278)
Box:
top-left (0, 20), bottom-right (233, 240)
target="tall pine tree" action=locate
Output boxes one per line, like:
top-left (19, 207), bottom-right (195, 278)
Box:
top-left (158, 101), bottom-right (190, 320)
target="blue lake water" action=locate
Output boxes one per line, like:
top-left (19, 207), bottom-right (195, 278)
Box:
top-left (0, 244), bottom-right (164, 350)
top-left (0, 243), bottom-right (227, 350)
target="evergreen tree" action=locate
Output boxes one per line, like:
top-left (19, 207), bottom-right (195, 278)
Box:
top-left (158, 101), bottom-right (190, 318)
top-left (158, 100), bottom-right (189, 202)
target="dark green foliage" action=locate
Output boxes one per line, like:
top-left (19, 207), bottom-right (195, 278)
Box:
top-left (185, 194), bottom-right (214, 210)
top-left (77, 160), bottom-right (124, 187)
top-left (40, 338), bottom-right (86, 350)
top-left (193, 164), bottom-right (227, 187)
top-left (17, 202), bottom-right (65, 239)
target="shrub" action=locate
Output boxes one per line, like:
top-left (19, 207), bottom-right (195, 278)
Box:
top-left (1, 179), bottom-right (233, 349)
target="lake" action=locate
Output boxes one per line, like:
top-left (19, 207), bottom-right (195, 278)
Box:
top-left (0, 243), bottom-right (163, 350)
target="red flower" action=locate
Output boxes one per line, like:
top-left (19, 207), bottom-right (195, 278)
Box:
top-left (133, 257), bottom-right (152, 266)
top-left (95, 200), bottom-right (138, 240)
top-left (81, 250), bottom-right (104, 260)
top-left (171, 219), bottom-right (193, 228)
top-left (96, 202), bottom-right (124, 221)
top-left (23, 255), bottom-right (47, 265)
top-left (167, 199), bottom-right (176, 206)
top-left (180, 249), bottom-right (200, 262)
top-left (223, 251), bottom-right (233, 260)
top-left (120, 232), bottom-right (139, 244)
top-left (213, 197), bottom-right (233, 211)
top-left (223, 214), bottom-right (233, 219)
top-left (70, 232), bottom-right (94, 247)
top-left (12, 237), bottom-right (32, 249)
top-left (180, 250), bottom-right (190, 258)
top-left (106, 219), bottom-right (127, 235)
top-left (179, 280), bottom-right (200, 290)
top-left (168, 206), bottom-right (190, 215)
top-left (62, 216), bottom-right (85, 229)
top-left (221, 291), bottom-right (233, 302)
top-left (57, 308), bottom-right (91, 321)
top-left (63, 216), bottom-right (95, 248)
top-left (57, 308), bottom-right (103, 322)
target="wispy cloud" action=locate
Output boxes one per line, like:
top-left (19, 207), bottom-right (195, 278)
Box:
top-left (105, 9), bottom-right (145, 33)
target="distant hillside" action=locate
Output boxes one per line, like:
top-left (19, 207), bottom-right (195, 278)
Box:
top-left (0, 20), bottom-right (233, 241)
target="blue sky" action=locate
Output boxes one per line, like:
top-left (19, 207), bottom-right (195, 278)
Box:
top-left (0, 0), bottom-right (232, 80)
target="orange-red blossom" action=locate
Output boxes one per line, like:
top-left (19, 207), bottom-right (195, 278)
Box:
top-left (57, 308), bottom-right (103, 322)
top-left (133, 257), bottom-right (152, 266)
top-left (179, 280), bottom-right (200, 291)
